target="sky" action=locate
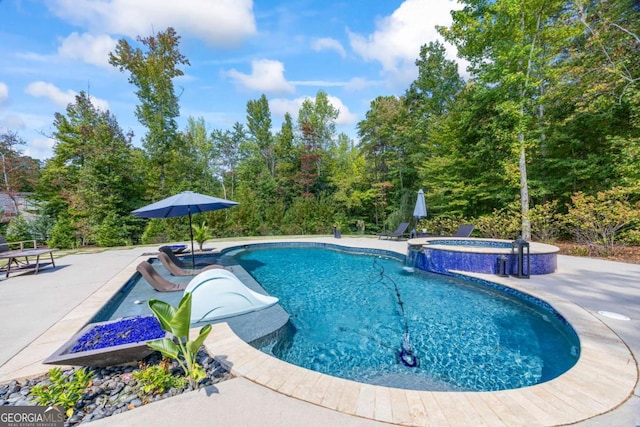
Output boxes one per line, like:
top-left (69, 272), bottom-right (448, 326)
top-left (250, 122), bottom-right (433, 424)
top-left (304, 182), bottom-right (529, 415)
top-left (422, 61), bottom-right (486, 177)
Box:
top-left (0, 0), bottom-right (463, 161)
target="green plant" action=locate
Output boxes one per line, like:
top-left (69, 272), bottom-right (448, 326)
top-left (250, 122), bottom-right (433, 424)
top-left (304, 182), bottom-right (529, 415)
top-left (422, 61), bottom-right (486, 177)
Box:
top-left (6, 215), bottom-right (33, 242)
top-left (147, 293), bottom-right (212, 388)
top-left (96, 212), bottom-right (130, 247)
top-left (191, 221), bottom-right (212, 251)
top-left (133, 360), bottom-right (187, 396)
top-left (422, 215), bottom-right (467, 236)
top-left (529, 200), bottom-right (563, 243)
top-left (474, 202), bottom-right (521, 239)
top-left (564, 187), bottom-right (638, 256)
top-left (47, 215), bottom-right (78, 249)
top-left (29, 367), bottom-right (94, 418)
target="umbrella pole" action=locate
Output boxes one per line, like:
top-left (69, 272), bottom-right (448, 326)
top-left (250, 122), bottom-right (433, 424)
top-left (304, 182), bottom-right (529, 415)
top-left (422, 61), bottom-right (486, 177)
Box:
top-left (188, 209), bottom-right (196, 267)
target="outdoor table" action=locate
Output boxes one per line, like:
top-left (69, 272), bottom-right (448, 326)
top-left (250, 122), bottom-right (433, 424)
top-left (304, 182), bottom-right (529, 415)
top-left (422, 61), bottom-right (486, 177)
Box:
top-left (0, 248), bottom-right (57, 277)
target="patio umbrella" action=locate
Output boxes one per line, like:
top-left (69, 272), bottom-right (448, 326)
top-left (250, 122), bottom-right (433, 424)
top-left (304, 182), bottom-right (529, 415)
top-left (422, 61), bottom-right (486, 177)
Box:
top-left (413, 189), bottom-right (427, 219)
top-left (412, 189), bottom-right (427, 235)
top-left (132, 191), bottom-right (238, 266)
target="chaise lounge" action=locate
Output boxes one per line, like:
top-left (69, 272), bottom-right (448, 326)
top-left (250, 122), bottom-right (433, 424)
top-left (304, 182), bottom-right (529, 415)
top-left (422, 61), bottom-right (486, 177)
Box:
top-left (158, 246), bottom-right (215, 269)
top-left (453, 224), bottom-right (475, 237)
top-left (136, 261), bottom-right (188, 292)
top-left (157, 252), bottom-right (227, 276)
top-left (377, 222), bottom-right (410, 240)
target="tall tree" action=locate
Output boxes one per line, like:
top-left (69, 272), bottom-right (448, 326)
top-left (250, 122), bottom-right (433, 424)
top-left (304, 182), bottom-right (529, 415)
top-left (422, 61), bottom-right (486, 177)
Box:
top-left (109, 27), bottom-right (189, 195)
top-left (296, 91), bottom-right (339, 196)
top-left (38, 92), bottom-right (143, 246)
top-left (211, 122), bottom-right (245, 200)
top-left (0, 131), bottom-right (40, 194)
top-left (442, 0), bottom-right (565, 239)
top-left (245, 94), bottom-right (275, 176)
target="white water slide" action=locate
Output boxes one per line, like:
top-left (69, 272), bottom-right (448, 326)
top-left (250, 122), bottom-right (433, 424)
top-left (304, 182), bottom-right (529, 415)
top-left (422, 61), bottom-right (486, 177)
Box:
top-left (185, 269), bottom-right (279, 323)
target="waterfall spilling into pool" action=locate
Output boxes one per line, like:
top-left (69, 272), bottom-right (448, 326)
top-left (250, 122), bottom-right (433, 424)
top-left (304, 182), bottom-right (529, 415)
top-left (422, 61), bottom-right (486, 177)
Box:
top-left (233, 244), bottom-right (579, 392)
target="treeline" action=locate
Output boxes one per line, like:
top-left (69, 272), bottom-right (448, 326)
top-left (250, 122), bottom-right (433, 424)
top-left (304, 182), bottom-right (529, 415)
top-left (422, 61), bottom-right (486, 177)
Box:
top-left (2, 0), bottom-right (639, 250)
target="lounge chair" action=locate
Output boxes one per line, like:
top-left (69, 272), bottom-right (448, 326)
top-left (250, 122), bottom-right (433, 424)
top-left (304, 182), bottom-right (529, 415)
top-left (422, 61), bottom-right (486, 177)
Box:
top-left (158, 246), bottom-right (214, 268)
top-left (377, 222), bottom-right (410, 240)
top-left (136, 261), bottom-right (188, 292)
top-left (453, 224), bottom-right (475, 237)
top-left (157, 252), bottom-right (226, 276)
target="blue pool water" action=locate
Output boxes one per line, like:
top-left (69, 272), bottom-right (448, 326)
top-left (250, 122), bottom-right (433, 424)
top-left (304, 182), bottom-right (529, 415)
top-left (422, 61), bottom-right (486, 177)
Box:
top-left (234, 246), bottom-right (580, 392)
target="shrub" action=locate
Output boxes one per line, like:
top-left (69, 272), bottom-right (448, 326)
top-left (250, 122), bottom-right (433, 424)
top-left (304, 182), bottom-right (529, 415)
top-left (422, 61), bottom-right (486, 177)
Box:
top-left (6, 215), bottom-right (33, 242)
top-left (141, 219), bottom-right (171, 244)
top-left (475, 202), bottom-right (521, 239)
top-left (48, 216), bottom-right (78, 249)
top-left (29, 214), bottom-right (55, 243)
top-left (529, 200), bottom-right (564, 243)
top-left (421, 215), bottom-right (467, 236)
top-left (564, 187), bottom-right (639, 256)
top-left (95, 212), bottom-right (130, 247)
top-left (29, 367), bottom-right (94, 418)
top-left (134, 360), bottom-right (187, 396)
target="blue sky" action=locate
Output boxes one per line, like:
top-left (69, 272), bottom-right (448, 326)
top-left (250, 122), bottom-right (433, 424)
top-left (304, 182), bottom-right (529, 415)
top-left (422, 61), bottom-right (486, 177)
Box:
top-left (0, 0), bottom-right (462, 160)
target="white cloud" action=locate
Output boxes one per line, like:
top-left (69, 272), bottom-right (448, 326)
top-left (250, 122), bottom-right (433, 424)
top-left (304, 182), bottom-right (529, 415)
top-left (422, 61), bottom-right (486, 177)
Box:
top-left (0, 115), bottom-right (26, 130)
top-left (348, 0), bottom-right (462, 88)
top-left (311, 37), bottom-right (347, 58)
top-left (25, 137), bottom-right (57, 160)
top-left (327, 95), bottom-right (357, 125)
top-left (344, 77), bottom-right (383, 92)
top-left (25, 81), bottom-right (109, 110)
top-left (223, 59), bottom-right (295, 94)
top-left (0, 82), bottom-right (8, 105)
top-left (58, 32), bottom-right (118, 68)
top-left (270, 95), bottom-right (357, 126)
top-left (49, 0), bottom-right (256, 47)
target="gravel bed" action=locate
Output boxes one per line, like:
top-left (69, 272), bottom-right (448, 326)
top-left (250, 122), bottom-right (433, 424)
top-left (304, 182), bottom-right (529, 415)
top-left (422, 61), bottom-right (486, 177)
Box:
top-left (0, 349), bottom-right (231, 426)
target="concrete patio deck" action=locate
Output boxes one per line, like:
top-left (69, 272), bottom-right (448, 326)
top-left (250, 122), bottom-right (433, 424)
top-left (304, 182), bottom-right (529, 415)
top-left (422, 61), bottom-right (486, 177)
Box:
top-left (0, 237), bottom-right (638, 426)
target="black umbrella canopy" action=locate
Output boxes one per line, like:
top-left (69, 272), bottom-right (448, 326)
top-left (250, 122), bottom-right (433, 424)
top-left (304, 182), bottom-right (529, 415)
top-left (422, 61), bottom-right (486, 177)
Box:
top-left (132, 191), bottom-right (238, 265)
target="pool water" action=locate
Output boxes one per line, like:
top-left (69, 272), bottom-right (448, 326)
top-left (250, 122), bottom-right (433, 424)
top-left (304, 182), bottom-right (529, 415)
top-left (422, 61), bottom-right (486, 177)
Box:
top-left (235, 246), bottom-right (579, 392)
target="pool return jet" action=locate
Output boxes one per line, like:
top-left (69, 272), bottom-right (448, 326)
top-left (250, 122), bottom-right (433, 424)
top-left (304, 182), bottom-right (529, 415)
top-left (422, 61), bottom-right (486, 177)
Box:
top-left (372, 258), bottom-right (419, 368)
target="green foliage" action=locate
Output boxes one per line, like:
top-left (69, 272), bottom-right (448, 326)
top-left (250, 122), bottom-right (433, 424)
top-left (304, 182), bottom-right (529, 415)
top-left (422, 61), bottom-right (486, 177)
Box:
top-left (475, 202), bottom-right (522, 240)
top-left (191, 222), bottom-right (212, 251)
top-left (564, 187), bottom-right (639, 256)
top-left (29, 367), bottom-right (94, 418)
top-left (6, 215), bottom-right (32, 242)
top-left (421, 215), bottom-right (467, 237)
top-left (36, 91), bottom-right (145, 248)
top-left (95, 211), bottom-right (130, 247)
top-left (29, 214), bottom-right (55, 244)
top-left (141, 219), bottom-right (171, 244)
top-left (48, 215), bottom-right (78, 249)
top-left (133, 361), bottom-right (186, 396)
top-left (529, 200), bottom-right (563, 243)
top-left (109, 27), bottom-right (189, 195)
top-left (24, 20), bottom-right (640, 248)
top-left (147, 293), bottom-right (212, 388)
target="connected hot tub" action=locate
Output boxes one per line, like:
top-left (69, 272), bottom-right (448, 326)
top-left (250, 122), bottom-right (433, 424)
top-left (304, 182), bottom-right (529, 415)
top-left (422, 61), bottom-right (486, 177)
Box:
top-left (407, 237), bottom-right (559, 276)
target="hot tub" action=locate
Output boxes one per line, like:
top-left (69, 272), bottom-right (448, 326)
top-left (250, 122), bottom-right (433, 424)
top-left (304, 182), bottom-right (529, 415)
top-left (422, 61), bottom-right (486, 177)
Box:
top-left (407, 237), bottom-right (559, 276)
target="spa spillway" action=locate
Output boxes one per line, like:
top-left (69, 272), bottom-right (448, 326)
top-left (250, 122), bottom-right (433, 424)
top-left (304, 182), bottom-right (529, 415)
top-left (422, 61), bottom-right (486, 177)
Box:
top-left (407, 237), bottom-right (559, 276)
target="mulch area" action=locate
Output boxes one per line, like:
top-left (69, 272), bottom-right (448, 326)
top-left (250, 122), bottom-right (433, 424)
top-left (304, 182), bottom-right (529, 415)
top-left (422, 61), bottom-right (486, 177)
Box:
top-left (554, 242), bottom-right (640, 265)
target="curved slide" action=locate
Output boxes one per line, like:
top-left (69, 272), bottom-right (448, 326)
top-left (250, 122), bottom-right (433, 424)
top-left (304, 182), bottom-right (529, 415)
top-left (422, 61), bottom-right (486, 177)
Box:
top-left (184, 269), bottom-right (279, 323)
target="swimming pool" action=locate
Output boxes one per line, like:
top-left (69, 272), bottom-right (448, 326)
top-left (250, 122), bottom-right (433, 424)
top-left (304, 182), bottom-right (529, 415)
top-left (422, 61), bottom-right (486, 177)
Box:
top-left (232, 245), bottom-right (580, 392)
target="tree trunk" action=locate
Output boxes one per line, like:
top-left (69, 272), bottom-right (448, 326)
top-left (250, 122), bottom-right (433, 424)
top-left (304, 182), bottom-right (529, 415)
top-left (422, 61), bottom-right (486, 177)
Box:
top-left (519, 132), bottom-right (531, 240)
